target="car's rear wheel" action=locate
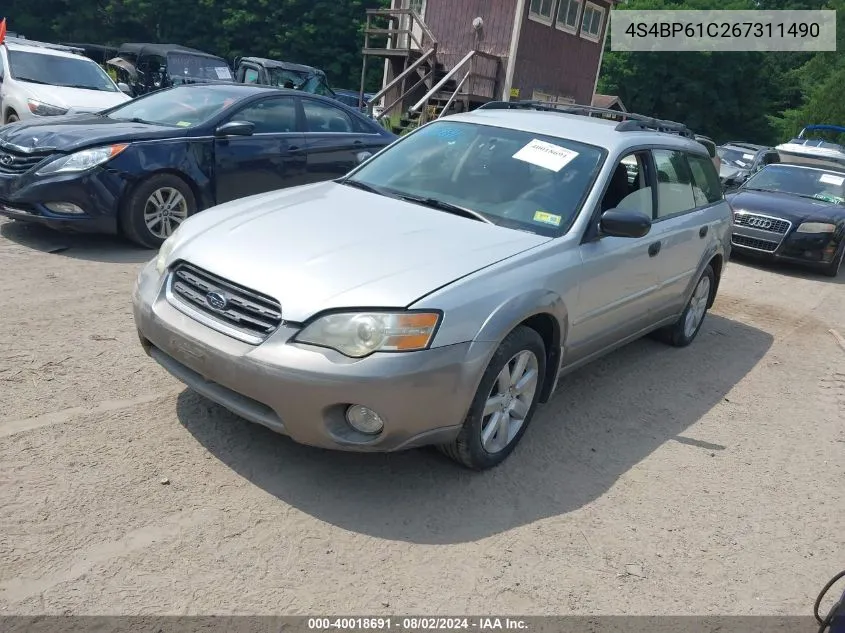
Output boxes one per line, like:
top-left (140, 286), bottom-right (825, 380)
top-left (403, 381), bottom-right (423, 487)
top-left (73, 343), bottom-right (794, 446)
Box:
top-left (120, 174), bottom-right (196, 249)
top-left (656, 265), bottom-right (715, 347)
top-left (439, 326), bottom-right (546, 470)
top-left (822, 244), bottom-right (844, 277)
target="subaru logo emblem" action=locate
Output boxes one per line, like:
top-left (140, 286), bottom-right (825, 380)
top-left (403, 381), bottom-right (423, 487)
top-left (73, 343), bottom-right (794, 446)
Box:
top-left (0, 155), bottom-right (12, 166)
top-left (205, 291), bottom-right (228, 311)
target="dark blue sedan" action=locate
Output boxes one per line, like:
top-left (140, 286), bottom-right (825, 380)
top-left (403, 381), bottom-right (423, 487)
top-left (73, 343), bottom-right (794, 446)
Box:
top-left (0, 84), bottom-right (397, 247)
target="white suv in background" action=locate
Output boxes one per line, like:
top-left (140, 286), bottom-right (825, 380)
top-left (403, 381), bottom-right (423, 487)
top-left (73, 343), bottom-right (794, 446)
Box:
top-left (0, 38), bottom-right (132, 124)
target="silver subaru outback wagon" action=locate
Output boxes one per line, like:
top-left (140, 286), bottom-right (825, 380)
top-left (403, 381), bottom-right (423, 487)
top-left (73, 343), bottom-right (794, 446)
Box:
top-left (132, 102), bottom-right (731, 470)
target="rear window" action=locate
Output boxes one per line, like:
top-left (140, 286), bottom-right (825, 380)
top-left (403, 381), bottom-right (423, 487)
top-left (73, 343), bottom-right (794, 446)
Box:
top-left (688, 153), bottom-right (723, 204)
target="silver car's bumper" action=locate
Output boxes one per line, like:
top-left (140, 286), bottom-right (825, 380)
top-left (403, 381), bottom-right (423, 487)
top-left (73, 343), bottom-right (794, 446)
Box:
top-left (132, 261), bottom-right (494, 452)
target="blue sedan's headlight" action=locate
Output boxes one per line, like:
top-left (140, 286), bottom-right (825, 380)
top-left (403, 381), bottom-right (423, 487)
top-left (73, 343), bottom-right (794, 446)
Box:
top-left (35, 144), bottom-right (129, 176)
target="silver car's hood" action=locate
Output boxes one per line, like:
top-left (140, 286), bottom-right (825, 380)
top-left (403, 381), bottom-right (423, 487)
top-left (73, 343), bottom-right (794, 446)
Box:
top-left (172, 181), bottom-right (551, 322)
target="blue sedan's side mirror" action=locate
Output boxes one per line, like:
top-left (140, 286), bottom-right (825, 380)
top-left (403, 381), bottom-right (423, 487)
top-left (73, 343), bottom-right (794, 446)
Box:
top-left (215, 120), bottom-right (255, 137)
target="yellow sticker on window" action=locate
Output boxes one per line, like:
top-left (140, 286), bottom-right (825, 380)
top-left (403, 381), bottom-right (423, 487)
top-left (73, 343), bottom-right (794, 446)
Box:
top-left (176, 121), bottom-right (192, 127)
top-left (533, 210), bottom-right (562, 226)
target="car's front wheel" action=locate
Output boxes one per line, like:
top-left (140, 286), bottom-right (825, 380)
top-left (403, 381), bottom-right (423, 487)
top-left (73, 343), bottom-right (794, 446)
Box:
top-left (5, 111), bottom-right (19, 124)
top-left (121, 174), bottom-right (196, 249)
top-left (440, 326), bottom-right (546, 470)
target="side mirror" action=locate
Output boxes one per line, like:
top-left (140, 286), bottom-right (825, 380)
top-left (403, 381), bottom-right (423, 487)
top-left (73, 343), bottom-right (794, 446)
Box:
top-left (599, 208), bottom-right (652, 239)
top-left (215, 120), bottom-right (255, 137)
top-left (117, 82), bottom-right (133, 96)
top-left (355, 151), bottom-right (373, 165)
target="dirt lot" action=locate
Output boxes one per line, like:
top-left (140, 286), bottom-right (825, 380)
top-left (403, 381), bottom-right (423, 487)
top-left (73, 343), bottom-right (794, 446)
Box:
top-left (0, 217), bottom-right (843, 616)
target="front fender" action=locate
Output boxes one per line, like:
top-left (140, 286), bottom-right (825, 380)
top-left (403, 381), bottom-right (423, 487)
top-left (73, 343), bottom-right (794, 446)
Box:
top-left (474, 289), bottom-right (568, 403)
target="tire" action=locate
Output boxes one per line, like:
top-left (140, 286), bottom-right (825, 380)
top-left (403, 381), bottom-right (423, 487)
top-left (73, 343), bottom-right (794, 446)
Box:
top-left (439, 326), bottom-right (546, 470)
top-left (656, 265), bottom-right (715, 348)
top-left (120, 173), bottom-right (196, 249)
top-left (5, 111), bottom-right (19, 124)
top-left (821, 244), bottom-right (844, 278)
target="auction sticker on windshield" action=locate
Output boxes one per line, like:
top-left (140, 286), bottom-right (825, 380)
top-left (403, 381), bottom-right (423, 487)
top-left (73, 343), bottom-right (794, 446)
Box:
top-left (216, 67), bottom-right (233, 79)
top-left (819, 173), bottom-right (844, 186)
top-left (513, 139), bottom-right (578, 172)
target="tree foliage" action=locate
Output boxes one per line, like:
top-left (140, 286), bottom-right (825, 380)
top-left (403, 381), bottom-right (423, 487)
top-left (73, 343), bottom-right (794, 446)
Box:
top-left (599, 0), bottom-right (842, 144)
top-left (2, 0), bottom-right (389, 90)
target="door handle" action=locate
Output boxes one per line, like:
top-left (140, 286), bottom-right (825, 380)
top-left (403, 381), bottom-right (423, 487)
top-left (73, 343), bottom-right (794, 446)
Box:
top-left (648, 241), bottom-right (662, 257)
top-left (352, 140), bottom-right (364, 146)
top-left (699, 225), bottom-right (709, 238)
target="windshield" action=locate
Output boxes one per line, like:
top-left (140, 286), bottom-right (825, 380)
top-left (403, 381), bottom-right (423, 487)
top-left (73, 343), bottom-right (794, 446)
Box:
top-left (345, 120), bottom-right (605, 236)
top-left (744, 164), bottom-right (845, 204)
top-left (718, 147), bottom-right (757, 169)
top-left (166, 52), bottom-right (233, 83)
top-left (8, 50), bottom-right (118, 92)
top-left (267, 68), bottom-right (310, 88)
top-left (105, 85), bottom-right (243, 127)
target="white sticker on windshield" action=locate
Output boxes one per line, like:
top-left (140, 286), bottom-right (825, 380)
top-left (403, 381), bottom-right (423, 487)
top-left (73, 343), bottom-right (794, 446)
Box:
top-left (216, 67), bottom-right (233, 79)
top-left (743, 153), bottom-right (755, 160)
top-left (512, 139), bottom-right (579, 172)
top-left (819, 173), bottom-right (844, 186)
top-left (736, 160), bottom-right (748, 167)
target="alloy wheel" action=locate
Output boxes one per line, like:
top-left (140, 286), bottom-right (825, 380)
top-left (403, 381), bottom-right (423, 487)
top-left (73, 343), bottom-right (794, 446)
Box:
top-left (480, 350), bottom-right (540, 454)
top-left (683, 275), bottom-right (711, 339)
top-left (143, 187), bottom-right (188, 239)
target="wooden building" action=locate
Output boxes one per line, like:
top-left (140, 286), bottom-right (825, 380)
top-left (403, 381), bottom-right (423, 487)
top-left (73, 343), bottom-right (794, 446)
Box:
top-left (360, 0), bottom-right (620, 123)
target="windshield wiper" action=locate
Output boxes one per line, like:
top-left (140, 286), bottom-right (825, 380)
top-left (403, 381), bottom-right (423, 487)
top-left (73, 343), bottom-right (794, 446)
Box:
top-left (393, 193), bottom-right (494, 224)
top-left (340, 179), bottom-right (391, 196)
top-left (58, 84), bottom-right (102, 91)
top-left (14, 77), bottom-right (52, 85)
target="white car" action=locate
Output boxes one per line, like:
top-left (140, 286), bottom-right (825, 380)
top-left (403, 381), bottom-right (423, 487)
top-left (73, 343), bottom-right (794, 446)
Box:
top-left (0, 39), bottom-right (131, 124)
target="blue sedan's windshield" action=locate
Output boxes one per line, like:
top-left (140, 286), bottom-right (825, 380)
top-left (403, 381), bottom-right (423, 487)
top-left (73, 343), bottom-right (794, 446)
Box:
top-left (345, 120), bottom-right (605, 236)
top-left (105, 85), bottom-right (244, 127)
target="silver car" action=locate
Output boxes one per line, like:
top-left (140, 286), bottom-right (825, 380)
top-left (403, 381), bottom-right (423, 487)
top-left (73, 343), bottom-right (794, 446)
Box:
top-left (133, 103), bottom-right (731, 470)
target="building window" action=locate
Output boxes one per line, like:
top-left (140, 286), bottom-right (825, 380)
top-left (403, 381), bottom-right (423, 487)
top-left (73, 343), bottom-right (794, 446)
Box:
top-left (556, 0), bottom-right (582, 33)
top-left (529, 0), bottom-right (557, 25)
top-left (532, 90), bottom-right (576, 104)
top-left (580, 1), bottom-right (605, 41)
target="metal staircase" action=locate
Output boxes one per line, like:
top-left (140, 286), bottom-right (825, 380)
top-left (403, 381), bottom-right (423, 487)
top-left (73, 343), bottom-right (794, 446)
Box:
top-left (358, 8), bottom-right (501, 134)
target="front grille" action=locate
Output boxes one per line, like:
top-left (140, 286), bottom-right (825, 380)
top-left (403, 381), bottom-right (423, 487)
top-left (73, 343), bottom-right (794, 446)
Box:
top-left (733, 212), bottom-right (791, 235)
top-left (167, 262), bottom-right (282, 342)
top-left (732, 234), bottom-right (779, 252)
top-left (0, 145), bottom-right (54, 175)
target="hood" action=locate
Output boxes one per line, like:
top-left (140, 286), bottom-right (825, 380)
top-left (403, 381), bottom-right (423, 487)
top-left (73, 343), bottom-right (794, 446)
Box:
top-left (0, 115), bottom-right (188, 152)
top-left (726, 189), bottom-right (845, 223)
top-left (23, 83), bottom-right (131, 115)
top-left (170, 182), bottom-right (552, 322)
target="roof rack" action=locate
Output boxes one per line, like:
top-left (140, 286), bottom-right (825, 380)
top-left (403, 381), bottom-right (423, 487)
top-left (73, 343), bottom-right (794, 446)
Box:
top-left (476, 100), bottom-right (695, 138)
top-left (4, 36), bottom-right (85, 55)
top-left (723, 141), bottom-right (768, 151)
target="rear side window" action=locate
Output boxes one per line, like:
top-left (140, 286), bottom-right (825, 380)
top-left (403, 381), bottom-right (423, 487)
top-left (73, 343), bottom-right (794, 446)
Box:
top-left (687, 153), bottom-right (723, 204)
top-left (652, 149), bottom-right (697, 218)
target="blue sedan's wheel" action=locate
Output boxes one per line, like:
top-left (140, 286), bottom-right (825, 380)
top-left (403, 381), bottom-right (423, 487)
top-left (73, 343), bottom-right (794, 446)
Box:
top-left (439, 326), bottom-right (546, 470)
top-left (121, 174), bottom-right (196, 249)
top-left (822, 245), bottom-right (844, 278)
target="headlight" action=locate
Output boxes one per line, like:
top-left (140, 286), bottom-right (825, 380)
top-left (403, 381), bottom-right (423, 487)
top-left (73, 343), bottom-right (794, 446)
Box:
top-left (35, 144), bottom-right (128, 176)
top-left (295, 311), bottom-right (441, 358)
top-left (796, 222), bottom-right (836, 233)
top-left (155, 230), bottom-right (181, 274)
top-left (27, 99), bottom-right (68, 117)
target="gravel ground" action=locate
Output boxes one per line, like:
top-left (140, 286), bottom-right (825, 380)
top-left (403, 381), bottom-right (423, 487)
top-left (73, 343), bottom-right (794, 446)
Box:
top-left (0, 217), bottom-right (843, 616)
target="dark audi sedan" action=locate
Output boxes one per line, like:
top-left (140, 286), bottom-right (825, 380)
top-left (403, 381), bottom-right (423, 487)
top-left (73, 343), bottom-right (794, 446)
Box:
top-left (0, 84), bottom-right (396, 247)
top-left (727, 162), bottom-right (845, 277)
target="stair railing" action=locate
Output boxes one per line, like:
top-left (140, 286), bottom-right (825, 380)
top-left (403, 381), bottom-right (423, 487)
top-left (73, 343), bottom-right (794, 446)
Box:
top-left (409, 49), bottom-right (477, 125)
top-left (437, 70), bottom-right (471, 118)
top-left (364, 47), bottom-right (436, 120)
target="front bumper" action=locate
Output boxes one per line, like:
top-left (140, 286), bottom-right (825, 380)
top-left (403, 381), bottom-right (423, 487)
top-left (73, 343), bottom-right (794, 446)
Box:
top-left (731, 224), bottom-right (842, 268)
top-left (132, 261), bottom-right (494, 452)
top-left (0, 166), bottom-right (128, 234)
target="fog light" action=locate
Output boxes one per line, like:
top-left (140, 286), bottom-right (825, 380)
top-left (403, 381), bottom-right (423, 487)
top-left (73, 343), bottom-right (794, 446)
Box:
top-left (345, 405), bottom-right (384, 434)
top-left (45, 202), bottom-right (84, 215)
